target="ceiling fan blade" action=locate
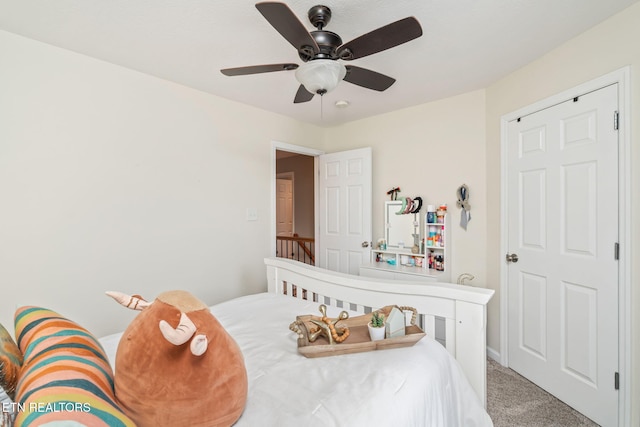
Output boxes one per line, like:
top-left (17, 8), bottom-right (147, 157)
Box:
top-left (256, 2), bottom-right (319, 54)
top-left (338, 17), bottom-right (422, 61)
top-left (293, 85), bottom-right (314, 103)
top-left (220, 63), bottom-right (298, 76)
top-left (344, 66), bottom-right (396, 91)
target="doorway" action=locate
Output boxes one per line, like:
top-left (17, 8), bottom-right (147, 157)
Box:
top-left (500, 68), bottom-right (631, 426)
top-left (275, 151), bottom-right (315, 264)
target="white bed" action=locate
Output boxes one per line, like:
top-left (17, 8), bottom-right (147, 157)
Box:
top-left (100, 257), bottom-right (495, 426)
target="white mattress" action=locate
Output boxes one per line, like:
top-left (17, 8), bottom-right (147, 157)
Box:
top-left (100, 293), bottom-right (493, 427)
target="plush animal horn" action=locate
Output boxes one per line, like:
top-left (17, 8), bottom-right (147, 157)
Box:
top-left (159, 312), bottom-right (197, 346)
top-left (190, 334), bottom-right (208, 356)
top-left (106, 291), bottom-right (151, 310)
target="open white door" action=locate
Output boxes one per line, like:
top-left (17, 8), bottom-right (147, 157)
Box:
top-left (318, 147), bottom-right (372, 274)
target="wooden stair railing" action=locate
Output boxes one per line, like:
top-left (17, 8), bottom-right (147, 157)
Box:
top-left (276, 234), bottom-right (315, 265)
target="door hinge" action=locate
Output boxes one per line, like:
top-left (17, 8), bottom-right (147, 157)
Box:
top-left (614, 111), bottom-right (619, 130)
top-left (615, 372), bottom-right (619, 390)
top-left (614, 242), bottom-right (619, 260)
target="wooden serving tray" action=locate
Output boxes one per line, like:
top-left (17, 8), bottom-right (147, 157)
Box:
top-left (290, 305), bottom-right (426, 358)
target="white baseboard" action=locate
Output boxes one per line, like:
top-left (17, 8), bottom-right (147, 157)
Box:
top-left (486, 346), bottom-right (501, 363)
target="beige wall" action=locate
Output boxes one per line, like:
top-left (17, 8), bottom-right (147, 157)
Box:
top-left (322, 90), bottom-right (487, 287)
top-left (485, 3), bottom-right (640, 423)
top-left (0, 30), bottom-right (322, 337)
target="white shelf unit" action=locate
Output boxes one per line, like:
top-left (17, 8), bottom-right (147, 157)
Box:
top-left (362, 213), bottom-right (451, 282)
top-left (423, 213), bottom-right (451, 282)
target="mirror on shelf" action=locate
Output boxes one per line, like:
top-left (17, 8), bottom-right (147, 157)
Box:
top-left (384, 201), bottom-right (420, 250)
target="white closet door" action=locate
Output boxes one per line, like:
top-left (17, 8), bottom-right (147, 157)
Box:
top-left (506, 84), bottom-right (619, 426)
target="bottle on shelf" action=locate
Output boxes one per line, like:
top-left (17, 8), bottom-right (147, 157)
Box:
top-left (426, 205), bottom-right (436, 224)
top-left (434, 255), bottom-right (444, 271)
top-left (427, 225), bottom-right (436, 247)
top-left (436, 204), bottom-right (447, 224)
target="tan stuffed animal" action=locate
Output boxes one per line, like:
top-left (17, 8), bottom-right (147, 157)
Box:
top-left (107, 291), bottom-right (248, 427)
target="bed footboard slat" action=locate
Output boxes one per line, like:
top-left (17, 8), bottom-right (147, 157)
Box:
top-left (444, 318), bottom-right (457, 356)
top-left (423, 314), bottom-right (436, 338)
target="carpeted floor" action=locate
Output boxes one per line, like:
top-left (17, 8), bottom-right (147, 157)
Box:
top-left (486, 358), bottom-right (600, 427)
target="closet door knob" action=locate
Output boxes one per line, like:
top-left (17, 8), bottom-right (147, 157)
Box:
top-left (505, 253), bottom-right (519, 263)
top-left (362, 241), bottom-right (370, 248)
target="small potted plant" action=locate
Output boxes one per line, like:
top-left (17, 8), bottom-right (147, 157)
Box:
top-left (368, 311), bottom-right (386, 341)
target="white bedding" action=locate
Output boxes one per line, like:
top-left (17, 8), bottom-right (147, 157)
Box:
top-left (100, 293), bottom-right (493, 427)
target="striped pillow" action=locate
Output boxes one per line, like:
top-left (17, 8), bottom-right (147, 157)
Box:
top-left (13, 307), bottom-right (136, 427)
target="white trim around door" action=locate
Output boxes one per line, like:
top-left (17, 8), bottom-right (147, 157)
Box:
top-left (499, 66), bottom-right (631, 426)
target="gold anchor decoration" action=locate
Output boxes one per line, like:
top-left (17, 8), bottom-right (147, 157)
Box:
top-left (289, 304), bottom-right (350, 344)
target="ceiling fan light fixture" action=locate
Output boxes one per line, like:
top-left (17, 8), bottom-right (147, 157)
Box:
top-left (295, 59), bottom-right (346, 95)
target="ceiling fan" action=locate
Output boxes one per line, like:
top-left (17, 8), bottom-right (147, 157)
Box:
top-left (220, 2), bottom-right (423, 103)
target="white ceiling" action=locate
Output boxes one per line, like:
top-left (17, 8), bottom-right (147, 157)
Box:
top-left (0, 0), bottom-right (636, 127)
